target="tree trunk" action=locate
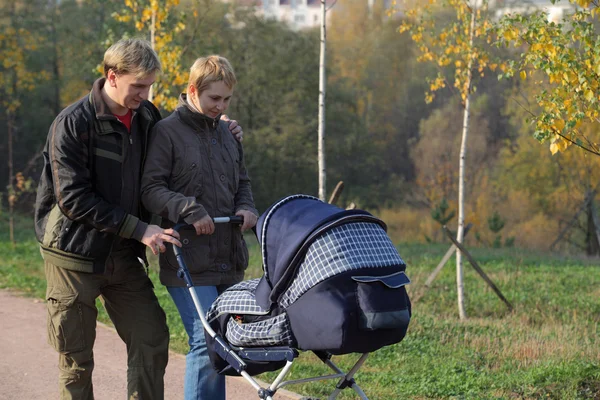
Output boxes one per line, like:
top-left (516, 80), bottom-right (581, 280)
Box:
top-left (51, 0), bottom-right (61, 115)
top-left (7, 111), bottom-right (15, 247)
top-left (317, 0), bottom-right (327, 201)
top-left (587, 192), bottom-right (600, 256)
top-left (456, 5), bottom-right (477, 321)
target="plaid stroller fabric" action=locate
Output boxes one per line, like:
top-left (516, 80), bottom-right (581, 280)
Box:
top-left (206, 195), bottom-right (411, 375)
top-left (207, 278), bottom-right (294, 347)
top-left (279, 221), bottom-right (405, 308)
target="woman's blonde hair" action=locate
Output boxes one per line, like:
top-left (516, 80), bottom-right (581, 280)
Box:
top-left (102, 38), bottom-right (161, 78)
top-left (188, 56), bottom-right (237, 93)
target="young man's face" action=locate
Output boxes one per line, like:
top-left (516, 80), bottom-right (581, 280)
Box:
top-left (107, 70), bottom-right (156, 111)
top-left (194, 81), bottom-right (233, 119)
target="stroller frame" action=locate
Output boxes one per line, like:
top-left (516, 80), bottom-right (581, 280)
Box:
top-left (173, 218), bottom-right (372, 400)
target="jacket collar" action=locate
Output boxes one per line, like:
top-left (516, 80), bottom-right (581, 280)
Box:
top-left (177, 93), bottom-right (220, 132)
top-left (89, 78), bottom-right (113, 120)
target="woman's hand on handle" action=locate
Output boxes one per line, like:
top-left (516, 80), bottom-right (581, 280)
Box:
top-left (235, 210), bottom-right (257, 232)
top-left (192, 215), bottom-right (215, 236)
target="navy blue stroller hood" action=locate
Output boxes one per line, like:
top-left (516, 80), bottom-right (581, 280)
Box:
top-left (253, 194), bottom-right (374, 309)
top-left (206, 195), bottom-right (411, 375)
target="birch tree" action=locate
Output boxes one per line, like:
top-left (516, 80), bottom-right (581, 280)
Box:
top-left (398, 0), bottom-right (499, 319)
top-left (318, 0), bottom-right (327, 201)
top-left (495, 0), bottom-right (600, 156)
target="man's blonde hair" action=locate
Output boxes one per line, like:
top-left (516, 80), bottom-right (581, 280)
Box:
top-left (188, 56), bottom-right (237, 93)
top-left (102, 38), bottom-right (161, 78)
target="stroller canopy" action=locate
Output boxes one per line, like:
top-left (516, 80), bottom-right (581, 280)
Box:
top-left (254, 195), bottom-right (382, 309)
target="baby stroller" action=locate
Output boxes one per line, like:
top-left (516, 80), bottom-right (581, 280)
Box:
top-left (172, 194), bottom-right (411, 399)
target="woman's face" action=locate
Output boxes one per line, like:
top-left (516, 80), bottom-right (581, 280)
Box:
top-left (192, 81), bottom-right (233, 119)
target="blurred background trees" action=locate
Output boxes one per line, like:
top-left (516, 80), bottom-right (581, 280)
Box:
top-left (0, 0), bottom-right (597, 255)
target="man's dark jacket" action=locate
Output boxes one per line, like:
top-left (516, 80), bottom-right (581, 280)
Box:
top-left (34, 78), bottom-right (161, 273)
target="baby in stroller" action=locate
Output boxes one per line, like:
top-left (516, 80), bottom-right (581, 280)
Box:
top-left (173, 194), bottom-right (411, 400)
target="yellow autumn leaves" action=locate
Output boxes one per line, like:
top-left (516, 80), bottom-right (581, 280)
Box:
top-left (490, 0), bottom-right (600, 156)
top-left (548, 119), bottom-right (570, 155)
top-left (400, 0), bottom-right (502, 105)
top-left (402, 0), bottom-right (600, 156)
top-left (115, 0), bottom-right (186, 111)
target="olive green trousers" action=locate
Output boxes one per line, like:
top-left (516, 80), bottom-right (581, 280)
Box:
top-left (45, 252), bottom-right (169, 400)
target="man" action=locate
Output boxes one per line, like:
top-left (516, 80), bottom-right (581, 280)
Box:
top-left (34, 38), bottom-right (243, 399)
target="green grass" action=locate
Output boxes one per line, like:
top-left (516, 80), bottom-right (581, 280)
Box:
top-left (1, 214), bottom-right (599, 399)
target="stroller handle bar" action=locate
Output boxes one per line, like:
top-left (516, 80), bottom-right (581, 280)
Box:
top-left (172, 215), bottom-right (245, 283)
top-left (171, 216), bottom-right (250, 374)
top-left (172, 216), bottom-right (244, 232)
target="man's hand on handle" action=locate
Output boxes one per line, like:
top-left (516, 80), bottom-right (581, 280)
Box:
top-left (141, 225), bottom-right (182, 255)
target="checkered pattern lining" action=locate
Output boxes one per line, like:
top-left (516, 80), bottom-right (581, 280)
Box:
top-left (206, 278), bottom-right (269, 322)
top-left (279, 222), bottom-right (405, 308)
top-left (225, 312), bottom-right (294, 347)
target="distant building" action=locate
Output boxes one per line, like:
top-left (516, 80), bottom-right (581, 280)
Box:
top-left (230, 0), bottom-right (577, 30)
top-left (232, 0), bottom-right (336, 30)
top-left (264, 0), bottom-right (336, 30)
top-left (490, 0), bottom-right (577, 23)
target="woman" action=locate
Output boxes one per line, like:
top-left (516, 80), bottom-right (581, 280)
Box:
top-left (141, 55), bottom-right (258, 400)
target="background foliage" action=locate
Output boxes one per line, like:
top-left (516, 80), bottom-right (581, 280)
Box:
top-left (0, 0), bottom-right (599, 253)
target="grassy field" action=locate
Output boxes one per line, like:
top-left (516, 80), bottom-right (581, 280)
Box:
top-left (1, 214), bottom-right (599, 399)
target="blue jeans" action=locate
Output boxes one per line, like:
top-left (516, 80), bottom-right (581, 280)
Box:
top-left (167, 285), bottom-right (226, 400)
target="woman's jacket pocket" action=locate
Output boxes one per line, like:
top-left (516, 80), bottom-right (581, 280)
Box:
top-left (46, 289), bottom-right (86, 353)
top-left (179, 228), bottom-right (212, 273)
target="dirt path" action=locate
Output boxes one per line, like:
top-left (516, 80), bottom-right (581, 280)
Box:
top-left (0, 289), bottom-right (301, 400)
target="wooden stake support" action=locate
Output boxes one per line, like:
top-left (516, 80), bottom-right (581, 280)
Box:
top-left (424, 223), bottom-right (473, 288)
top-left (328, 181), bottom-right (344, 205)
top-left (442, 226), bottom-right (513, 311)
top-left (549, 191), bottom-right (594, 251)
